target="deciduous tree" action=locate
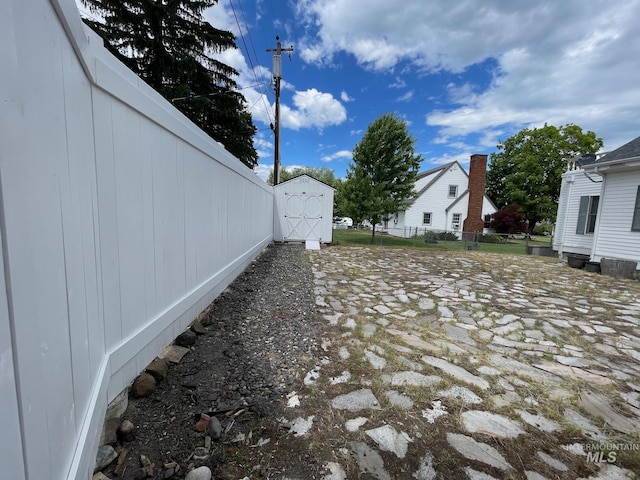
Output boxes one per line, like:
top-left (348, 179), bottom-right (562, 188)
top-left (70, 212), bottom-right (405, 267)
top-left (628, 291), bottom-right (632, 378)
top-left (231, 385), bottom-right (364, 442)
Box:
top-left (342, 113), bottom-right (422, 242)
top-left (486, 124), bottom-right (602, 232)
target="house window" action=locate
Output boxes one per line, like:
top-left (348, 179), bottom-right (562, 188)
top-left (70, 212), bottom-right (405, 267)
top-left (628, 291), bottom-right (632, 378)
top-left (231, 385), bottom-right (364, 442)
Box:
top-left (423, 212), bottom-right (432, 225)
top-left (448, 185), bottom-right (458, 198)
top-left (451, 213), bottom-right (461, 229)
top-left (483, 214), bottom-right (492, 229)
top-left (632, 186), bottom-right (640, 232)
top-left (576, 195), bottom-right (599, 234)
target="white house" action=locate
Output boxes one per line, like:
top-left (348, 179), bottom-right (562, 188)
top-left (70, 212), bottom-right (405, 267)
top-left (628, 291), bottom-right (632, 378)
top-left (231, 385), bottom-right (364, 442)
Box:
top-left (554, 135), bottom-right (640, 270)
top-left (273, 174), bottom-right (335, 243)
top-left (386, 154), bottom-right (498, 237)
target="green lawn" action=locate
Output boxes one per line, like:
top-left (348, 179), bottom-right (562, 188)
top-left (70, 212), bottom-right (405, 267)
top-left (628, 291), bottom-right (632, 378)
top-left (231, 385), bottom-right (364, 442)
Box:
top-left (331, 228), bottom-right (552, 255)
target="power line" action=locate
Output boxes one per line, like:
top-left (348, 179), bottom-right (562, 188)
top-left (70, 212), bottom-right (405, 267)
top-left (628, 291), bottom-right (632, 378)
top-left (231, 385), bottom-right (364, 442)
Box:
top-left (228, 0), bottom-right (274, 125)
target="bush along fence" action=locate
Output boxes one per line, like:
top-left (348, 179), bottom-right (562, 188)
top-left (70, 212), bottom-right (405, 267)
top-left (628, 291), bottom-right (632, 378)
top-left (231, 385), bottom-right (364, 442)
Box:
top-left (377, 226), bottom-right (554, 254)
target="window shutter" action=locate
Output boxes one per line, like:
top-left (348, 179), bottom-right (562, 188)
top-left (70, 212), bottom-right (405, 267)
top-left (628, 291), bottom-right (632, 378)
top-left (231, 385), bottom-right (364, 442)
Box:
top-left (576, 195), bottom-right (589, 234)
top-left (632, 186), bottom-right (640, 232)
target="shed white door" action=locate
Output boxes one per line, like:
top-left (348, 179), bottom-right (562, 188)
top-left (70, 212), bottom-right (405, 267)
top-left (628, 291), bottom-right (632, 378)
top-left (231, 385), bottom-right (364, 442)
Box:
top-left (284, 193), bottom-right (324, 240)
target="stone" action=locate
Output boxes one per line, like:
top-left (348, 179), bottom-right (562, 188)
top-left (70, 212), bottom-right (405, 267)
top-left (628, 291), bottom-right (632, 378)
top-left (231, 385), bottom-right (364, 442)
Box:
top-left (388, 371), bottom-right (441, 387)
top-left (524, 472), bottom-right (546, 480)
top-left (365, 425), bottom-right (412, 458)
top-left (579, 390), bottom-right (640, 435)
top-left (461, 411), bottom-right (525, 438)
top-left (443, 324), bottom-right (476, 346)
top-left (100, 416), bottom-right (119, 446)
top-left (185, 466), bottom-right (212, 480)
top-left (437, 385), bottom-right (483, 404)
top-left (421, 355), bottom-right (489, 390)
top-left (145, 358), bottom-right (168, 382)
top-left (329, 371), bottom-right (352, 385)
top-left (533, 360), bottom-right (613, 385)
top-left (94, 445), bottom-right (117, 473)
top-left (289, 416), bottom-right (315, 436)
top-left (464, 467), bottom-right (499, 479)
top-left (537, 451), bottom-right (568, 471)
top-left (518, 410), bottom-right (559, 432)
top-left (158, 345), bottom-right (191, 363)
top-left (190, 318), bottom-right (206, 335)
top-left (421, 400), bottom-right (448, 423)
top-left (175, 330), bottom-right (197, 347)
top-left (331, 389), bottom-right (381, 412)
top-left (195, 413), bottom-right (210, 432)
top-left (323, 462), bottom-right (347, 480)
top-left (349, 441), bottom-right (391, 480)
top-left (385, 390), bottom-right (414, 409)
top-left (207, 416), bottom-right (222, 439)
top-left (447, 433), bottom-right (512, 470)
top-left (412, 453), bottom-right (436, 480)
top-left (364, 350), bottom-right (386, 369)
top-left (117, 419), bottom-right (135, 442)
top-left (92, 473), bottom-right (112, 480)
top-left (131, 372), bottom-right (156, 398)
top-left (345, 417), bottom-right (368, 432)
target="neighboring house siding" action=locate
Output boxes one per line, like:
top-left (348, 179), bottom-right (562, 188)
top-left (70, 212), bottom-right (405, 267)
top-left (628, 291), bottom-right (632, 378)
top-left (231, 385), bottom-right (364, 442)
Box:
top-left (554, 170), bottom-right (602, 256)
top-left (404, 166), bottom-right (469, 230)
top-left (592, 172), bottom-right (640, 263)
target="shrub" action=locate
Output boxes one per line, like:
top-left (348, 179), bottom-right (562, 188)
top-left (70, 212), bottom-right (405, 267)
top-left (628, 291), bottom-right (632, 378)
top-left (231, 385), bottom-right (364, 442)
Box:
top-left (478, 234), bottom-right (508, 244)
top-left (437, 232), bottom-right (459, 241)
top-left (424, 231), bottom-right (439, 244)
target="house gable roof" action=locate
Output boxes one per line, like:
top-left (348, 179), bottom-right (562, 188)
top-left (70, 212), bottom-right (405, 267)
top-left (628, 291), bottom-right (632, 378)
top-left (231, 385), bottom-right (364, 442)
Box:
top-left (598, 135), bottom-right (640, 163)
top-left (410, 161), bottom-right (466, 201)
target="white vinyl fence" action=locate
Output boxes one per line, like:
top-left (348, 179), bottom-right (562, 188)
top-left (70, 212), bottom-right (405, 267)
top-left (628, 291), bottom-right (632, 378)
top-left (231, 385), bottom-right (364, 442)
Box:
top-left (0, 1), bottom-right (273, 479)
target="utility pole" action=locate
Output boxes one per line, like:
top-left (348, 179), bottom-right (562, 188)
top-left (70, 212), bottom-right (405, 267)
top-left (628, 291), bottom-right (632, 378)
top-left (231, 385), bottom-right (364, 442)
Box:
top-left (267, 36), bottom-right (293, 185)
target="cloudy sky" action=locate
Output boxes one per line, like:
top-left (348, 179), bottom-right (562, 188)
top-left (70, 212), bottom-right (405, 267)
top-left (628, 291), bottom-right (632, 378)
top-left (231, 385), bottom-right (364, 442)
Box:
top-left (79, 1), bottom-right (640, 181)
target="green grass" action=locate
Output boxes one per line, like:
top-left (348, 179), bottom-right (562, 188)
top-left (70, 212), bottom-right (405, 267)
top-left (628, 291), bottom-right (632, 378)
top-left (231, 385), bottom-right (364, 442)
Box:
top-left (331, 228), bottom-right (552, 255)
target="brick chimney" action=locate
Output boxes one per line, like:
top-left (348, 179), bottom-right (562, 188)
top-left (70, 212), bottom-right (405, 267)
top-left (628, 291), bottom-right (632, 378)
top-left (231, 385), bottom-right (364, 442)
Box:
top-left (462, 154), bottom-right (488, 235)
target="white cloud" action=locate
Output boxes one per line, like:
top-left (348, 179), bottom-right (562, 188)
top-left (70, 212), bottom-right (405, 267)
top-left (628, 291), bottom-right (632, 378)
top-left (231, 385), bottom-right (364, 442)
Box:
top-left (341, 91), bottom-right (354, 102)
top-left (397, 91), bottom-right (414, 103)
top-left (294, 0), bottom-right (640, 152)
top-left (321, 150), bottom-right (352, 163)
top-left (280, 88), bottom-right (347, 130)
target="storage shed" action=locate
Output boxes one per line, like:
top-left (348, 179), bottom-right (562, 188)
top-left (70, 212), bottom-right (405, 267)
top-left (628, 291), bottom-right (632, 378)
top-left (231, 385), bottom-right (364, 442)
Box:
top-left (273, 174), bottom-right (335, 243)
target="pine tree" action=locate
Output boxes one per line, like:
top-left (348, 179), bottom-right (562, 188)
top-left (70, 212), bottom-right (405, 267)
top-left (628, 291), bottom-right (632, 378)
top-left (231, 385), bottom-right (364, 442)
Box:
top-left (81, 0), bottom-right (258, 168)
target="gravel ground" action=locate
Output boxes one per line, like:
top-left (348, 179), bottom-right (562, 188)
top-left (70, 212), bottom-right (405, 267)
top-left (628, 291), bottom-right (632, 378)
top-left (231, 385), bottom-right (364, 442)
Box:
top-left (104, 242), bottom-right (326, 479)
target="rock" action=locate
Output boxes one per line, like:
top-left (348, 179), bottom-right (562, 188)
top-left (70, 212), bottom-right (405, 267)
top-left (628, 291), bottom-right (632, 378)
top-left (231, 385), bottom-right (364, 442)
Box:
top-left (412, 453), bottom-right (436, 480)
top-left (447, 433), bottom-right (512, 470)
top-left (131, 372), bottom-right (156, 398)
top-left (365, 425), bottom-right (411, 458)
top-left (208, 416), bottom-right (222, 439)
top-left (145, 358), bottom-right (168, 382)
top-left (185, 466), bottom-right (212, 480)
top-left (331, 389), bottom-right (381, 412)
top-left (117, 419), bottom-right (135, 442)
top-left (461, 411), bottom-right (525, 438)
top-left (349, 441), bottom-right (391, 480)
top-left (94, 445), bottom-right (117, 473)
top-left (191, 318), bottom-right (207, 335)
top-left (158, 345), bottom-right (191, 363)
top-left (93, 473), bottom-right (112, 480)
top-left (140, 454), bottom-right (154, 477)
top-left (99, 416), bottom-right (119, 446)
top-left (175, 330), bottom-right (197, 347)
top-left (195, 413), bottom-right (210, 432)
top-left (421, 355), bottom-right (489, 390)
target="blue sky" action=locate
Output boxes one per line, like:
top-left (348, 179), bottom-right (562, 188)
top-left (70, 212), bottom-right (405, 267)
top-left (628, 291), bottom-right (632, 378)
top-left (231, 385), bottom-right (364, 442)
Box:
top-left (79, 1), bottom-right (640, 182)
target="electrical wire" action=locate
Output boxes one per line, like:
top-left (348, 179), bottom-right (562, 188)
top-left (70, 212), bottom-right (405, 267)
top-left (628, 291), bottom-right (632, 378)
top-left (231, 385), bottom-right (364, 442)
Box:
top-left (228, 0), bottom-right (274, 125)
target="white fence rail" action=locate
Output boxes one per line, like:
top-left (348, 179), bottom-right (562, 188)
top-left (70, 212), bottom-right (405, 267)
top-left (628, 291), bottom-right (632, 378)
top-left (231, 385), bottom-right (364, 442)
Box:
top-left (0, 1), bottom-right (273, 479)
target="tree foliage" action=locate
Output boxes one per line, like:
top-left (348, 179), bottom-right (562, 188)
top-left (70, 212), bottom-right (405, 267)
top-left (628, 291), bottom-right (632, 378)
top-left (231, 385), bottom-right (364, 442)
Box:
top-left (486, 124), bottom-right (602, 232)
top-left (81, 0), bottom-right (258, 168)
top-left (342, 113), bottom-right (422, 242)
top-left (491, 204), bottom-right (527, 234)
top-left (267, 166), bottom-right (341, 188)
